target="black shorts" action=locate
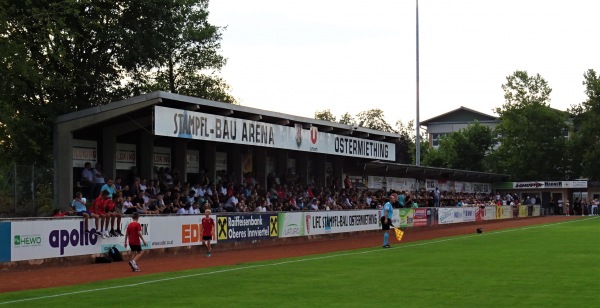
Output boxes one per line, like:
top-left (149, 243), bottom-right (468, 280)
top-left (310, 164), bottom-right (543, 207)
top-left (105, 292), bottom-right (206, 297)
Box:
top-left (380, 216), bottom-right (392, 230)
top-left (130, 244), bottom-right (142, 252)
top-left (202, 236), bottom-right (212, 241)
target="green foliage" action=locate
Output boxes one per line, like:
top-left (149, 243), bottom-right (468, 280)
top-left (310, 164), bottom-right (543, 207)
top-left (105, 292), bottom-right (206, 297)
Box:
top-left (338, 112), bottom-right (354, 125)
top-left (422, 121), bottom-right (494, 171)
top-left (356, 109), bottom-right (393, 132)
top-left (0, 0), bottom-right (234, 168)
top-left (568, 69), bottom-right (600, 180)
top-left (491, 71), bottom-right (569, 180)
top-left (314, 109), bottom-right (337, 122)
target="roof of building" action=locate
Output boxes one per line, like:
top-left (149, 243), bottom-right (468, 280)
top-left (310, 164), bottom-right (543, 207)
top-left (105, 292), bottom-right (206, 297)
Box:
top-left (55, 91), bottom-right (401, 142)
top-left (421, 106), bottom-right (498, 126)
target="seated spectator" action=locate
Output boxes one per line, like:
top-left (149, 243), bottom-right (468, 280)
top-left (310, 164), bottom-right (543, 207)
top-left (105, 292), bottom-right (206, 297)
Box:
top-left (122, 195), bottom-right (136, 214)
top-left (71, 191), bottom-right (96, 232)
top-left (189, 201), bottom-right (201, 214)
top-left (224, 192), bottom-right (239, 212)
top-left (309, 198), bottom-right (319, 211)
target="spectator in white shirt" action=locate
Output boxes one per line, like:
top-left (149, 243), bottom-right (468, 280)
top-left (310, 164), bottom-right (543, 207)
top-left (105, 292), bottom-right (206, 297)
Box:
top-left (224, 193), bottom-right (239, 212)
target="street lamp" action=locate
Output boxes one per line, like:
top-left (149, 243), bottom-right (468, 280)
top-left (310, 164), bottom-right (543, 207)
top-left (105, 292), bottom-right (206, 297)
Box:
top-left (415, 0), bottom-right (421, 166)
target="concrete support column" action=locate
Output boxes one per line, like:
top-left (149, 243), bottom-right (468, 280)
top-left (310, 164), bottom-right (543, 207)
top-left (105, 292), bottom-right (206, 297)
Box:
top-left (54, 128), bottom-right (73, 209)
top-left (254, 148), bottom-right (267, 189)
top-left (333, 156), bottom-right (344, 188)
top-left (203, 142), bottom-right (217, 184)
top-left (296, 153), bottom-right (308, 186)
top-left (102, 128), bottom-right (116, 181)
top-left (315, 154), bottom-right (326, 187)
top-left (230, 144), bottom-right (243, 185)
top-left (277, 150), bottom-right (288, 181)
top-left (139, 132), bottom-right (154, 180)
top-left (172, 139), bottom-right (188, 182)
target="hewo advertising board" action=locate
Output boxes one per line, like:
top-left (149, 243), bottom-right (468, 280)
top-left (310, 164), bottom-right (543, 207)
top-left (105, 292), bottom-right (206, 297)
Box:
top-left (216, 214), bottom-right (278, 243)
top-left (154, 106), bottom-right (395, 161)
top-left (303, 210), bottom-right (381, 235)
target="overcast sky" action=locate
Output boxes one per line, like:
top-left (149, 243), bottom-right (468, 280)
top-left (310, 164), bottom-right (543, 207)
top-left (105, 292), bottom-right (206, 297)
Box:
top-left (208, 0), bottom-right (599, 127)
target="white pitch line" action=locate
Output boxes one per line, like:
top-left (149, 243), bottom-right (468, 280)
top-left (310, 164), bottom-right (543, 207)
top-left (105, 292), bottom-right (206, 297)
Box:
top-left (1, 217), bottom-right (595, 305)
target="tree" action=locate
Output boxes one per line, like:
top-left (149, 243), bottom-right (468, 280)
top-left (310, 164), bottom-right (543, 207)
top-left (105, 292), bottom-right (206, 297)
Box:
top-left (568, 69), bottom-right (600, 180)
top-left (338, 112), bottom-right (355, 125)
top-left (395, 120), bottom-right (425, 164)
top-left (356, 109), bottom-right (393, 132)
top-left (490, 71), bottom-right (569, 180)
top-left (314, 109), bottom-right (337, 122)
top-left (130, 0), bottom-right (236, 103)
top-left (421, 121), bottom-right (494, 171)
top-left (0, 0), bottom-right (234, 167)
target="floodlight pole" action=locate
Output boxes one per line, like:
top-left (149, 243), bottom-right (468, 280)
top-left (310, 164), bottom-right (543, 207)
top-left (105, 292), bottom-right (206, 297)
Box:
top-left (415, 0), bottom-right (421, 166)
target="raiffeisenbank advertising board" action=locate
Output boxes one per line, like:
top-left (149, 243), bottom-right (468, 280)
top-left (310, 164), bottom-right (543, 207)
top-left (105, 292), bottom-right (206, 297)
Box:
top-left (154, 106), bottom-right (395, 161)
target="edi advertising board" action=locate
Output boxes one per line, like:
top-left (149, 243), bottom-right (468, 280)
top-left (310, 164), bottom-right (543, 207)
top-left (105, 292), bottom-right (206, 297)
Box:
top-left (217, 214), bottom-right (278, 243)
top-left (304, 210), bottom-right (380, 235)
top-left (7, 215), bottom-right (217, 262)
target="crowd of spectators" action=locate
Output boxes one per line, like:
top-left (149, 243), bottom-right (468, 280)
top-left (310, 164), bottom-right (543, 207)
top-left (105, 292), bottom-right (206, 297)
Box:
top-left (73, 162), bottom-right (528, 216)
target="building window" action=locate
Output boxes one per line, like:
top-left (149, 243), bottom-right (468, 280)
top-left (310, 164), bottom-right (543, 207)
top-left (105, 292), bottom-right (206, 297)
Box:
top-left (432, 133), bottom-right (447, 147)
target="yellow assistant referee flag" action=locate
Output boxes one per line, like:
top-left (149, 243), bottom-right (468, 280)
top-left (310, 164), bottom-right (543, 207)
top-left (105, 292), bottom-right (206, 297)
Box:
top-left (394, 227), bottom-right (404, 242)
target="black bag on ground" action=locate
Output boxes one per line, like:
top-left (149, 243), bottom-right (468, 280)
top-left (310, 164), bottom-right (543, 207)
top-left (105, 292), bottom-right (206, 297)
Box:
top-left (108, 245), bottom-right (123, 262)
top-left (95, 256), bottom-right (112, 263)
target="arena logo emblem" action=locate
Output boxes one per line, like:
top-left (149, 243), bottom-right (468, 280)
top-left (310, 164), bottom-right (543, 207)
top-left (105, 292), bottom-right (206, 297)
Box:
top-left (310, 126), bottom-right (318, 144)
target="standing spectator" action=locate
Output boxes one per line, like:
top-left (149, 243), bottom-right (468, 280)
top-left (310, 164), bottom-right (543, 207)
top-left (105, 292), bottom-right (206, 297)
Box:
top-left (565, 200), bottom-right (571, 216)
top-left (200, 209), bottom-right (215, 257)
top-left (344, 175), bottom-right (352, 189)
top-left (433, 188), bottom-right (440, 207)
top-left (398, 191), bottom-right (405, 208)
top-left (381, 193), bottom-right (396, 248)
top-left (80, 162), bottom-right (95, 200)
top-left (124, 212), bottom-right (147, 272)
top-left (591, 199), bottom-right (599, 216)
top-left (92, 163), bottom-right (106, 198)
top-left (100, 178), bottom-right (117, 199)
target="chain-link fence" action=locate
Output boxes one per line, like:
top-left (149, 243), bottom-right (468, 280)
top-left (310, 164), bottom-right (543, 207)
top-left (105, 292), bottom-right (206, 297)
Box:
top-left (0, 164), bottom-right (54, 218)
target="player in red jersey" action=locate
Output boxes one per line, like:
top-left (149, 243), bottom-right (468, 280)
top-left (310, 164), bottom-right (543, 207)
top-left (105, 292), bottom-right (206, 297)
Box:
top-left (200, 209), bottom-right (215, 257)
top-left (124, 212), bottom-right (147, 272)
top-left (90, 190), bottom-right (108, 238)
